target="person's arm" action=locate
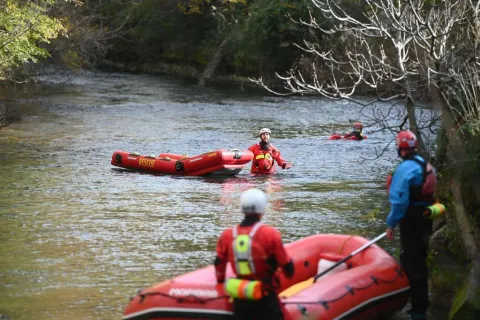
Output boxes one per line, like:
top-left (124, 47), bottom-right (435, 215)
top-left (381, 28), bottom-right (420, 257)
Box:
top-left (385, 162), bottom-right (421, 239)
top-left (386, 163), bottom-right (413, 228)
top-left (271, 229), bottom-right (294, 278)
top-left (248, 144), bottom-right (257, 153)
top-left (214, 230), bottom-right (229, 283)
top-left (271, 148), bottom-right (291, 169)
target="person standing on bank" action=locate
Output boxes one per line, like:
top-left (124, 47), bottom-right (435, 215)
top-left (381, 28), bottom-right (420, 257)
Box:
top-left (214, 188), bottom-right (295, 320)
top-left (385, 130), bottom-right (438, 320)
top-left (248, 128), bottom-right (292, 174)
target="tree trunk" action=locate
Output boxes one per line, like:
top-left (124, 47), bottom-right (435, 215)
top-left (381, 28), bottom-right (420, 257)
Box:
top-left (431, 85), bottom-right (479, 258)
top-left (395, 45), bottom-right (427, 155)
top-left (0, 101), bottom-right (5, 128)
top-left (430, 86), bottom-right (480, 316)
top-left (405, 94), bottom-right (427, 156)
top-left (198, 36), bottom-right (230, 87)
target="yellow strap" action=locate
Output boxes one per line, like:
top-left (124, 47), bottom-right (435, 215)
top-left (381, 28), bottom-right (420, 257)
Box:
top-left (237, 261), bottom-right (251, 276)
top-left (279, 278), bottom-right (314, 298)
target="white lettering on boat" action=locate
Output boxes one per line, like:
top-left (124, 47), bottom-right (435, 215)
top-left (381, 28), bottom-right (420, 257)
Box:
top-left (168, 288), bottom-right (219, 298)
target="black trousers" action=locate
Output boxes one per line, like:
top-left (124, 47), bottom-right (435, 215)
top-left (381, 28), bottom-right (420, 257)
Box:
top-left (399, 205), bottom-right (433, 314)
top-left (232, 290), bottom-right (284, 320)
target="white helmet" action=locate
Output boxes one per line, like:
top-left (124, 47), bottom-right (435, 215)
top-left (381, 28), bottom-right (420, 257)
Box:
top-left (240, 188), bottom-right (268, 215)
top-left (259, 128), bottom-right (271, 137)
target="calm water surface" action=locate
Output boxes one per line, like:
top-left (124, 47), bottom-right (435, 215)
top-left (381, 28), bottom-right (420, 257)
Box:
top-left (0, 72), bottom-right (448, 319)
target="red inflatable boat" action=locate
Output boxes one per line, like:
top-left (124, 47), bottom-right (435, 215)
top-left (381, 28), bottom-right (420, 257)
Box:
top-left (111, 149), bottom-right (253, 176)
top-left (329, 133), bottom-right (368, 140)
top-left (123, 234), bottom-right (409, 320)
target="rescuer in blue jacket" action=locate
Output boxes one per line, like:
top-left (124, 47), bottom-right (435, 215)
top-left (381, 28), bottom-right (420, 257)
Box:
top-left (385, 130), bottom-right (437, 320)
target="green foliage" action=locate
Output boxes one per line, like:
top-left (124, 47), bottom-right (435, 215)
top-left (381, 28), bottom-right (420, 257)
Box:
top-left (61, 50), bottom-right (81, 70)
top-left (232, 0), bottom-right (314, 74)
top-left (0, 0), bottom-right (67, 80)
top-left (108, 0), bottom-right (219, 66)
top-left (100, 0), bottom-right (323, 76)
top-left (178, 0), bottom-right (247, 15)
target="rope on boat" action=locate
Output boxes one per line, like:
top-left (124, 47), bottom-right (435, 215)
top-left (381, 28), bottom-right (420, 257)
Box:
top-left (282, 267), bottom-right (406, 309)
top-left (337, 235), bottom-right (355, 254)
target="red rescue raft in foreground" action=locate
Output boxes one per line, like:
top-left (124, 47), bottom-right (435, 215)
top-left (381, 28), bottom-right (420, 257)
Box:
top-left (329, 133), bottom-right (368, 140)
top-left (123, 234), bottom-right (409, 320)
top-left (111, 149), bottom-right (253, 177)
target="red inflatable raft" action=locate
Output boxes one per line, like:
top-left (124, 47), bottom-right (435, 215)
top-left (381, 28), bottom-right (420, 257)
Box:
top-left (329, 133), bottom-right (368, 140)
top-left (111, 149), bottom-right (253, 176)
top-left (123, 234), bottom-right (409, 320)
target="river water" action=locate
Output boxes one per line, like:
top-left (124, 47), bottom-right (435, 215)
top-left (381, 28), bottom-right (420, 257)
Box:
top-left (0, 72), bottom-right (448, 319)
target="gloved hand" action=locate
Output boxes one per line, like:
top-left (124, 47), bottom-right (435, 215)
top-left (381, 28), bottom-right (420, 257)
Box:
top-left (282, 162), bottom-right (292, 169)
top-left (386, 227), bottom-right (394, 240)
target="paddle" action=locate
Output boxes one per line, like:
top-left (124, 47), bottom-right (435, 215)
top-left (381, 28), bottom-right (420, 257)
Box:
top-left (279, 232), bottom-right (387, 298)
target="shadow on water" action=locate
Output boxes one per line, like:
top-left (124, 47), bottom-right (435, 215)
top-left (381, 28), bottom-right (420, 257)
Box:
top-left (0, 71), bottom-right (448, 320)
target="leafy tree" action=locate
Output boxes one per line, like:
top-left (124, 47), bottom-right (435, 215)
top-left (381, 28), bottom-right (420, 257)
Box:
top-left (232, 0), bottom-right (313, 76)
top-left (0, 0), bottom-right (67, 81)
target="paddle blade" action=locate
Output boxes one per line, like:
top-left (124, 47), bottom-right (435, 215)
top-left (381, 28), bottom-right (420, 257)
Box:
top-left (279, 278), bottom-right (314, 299)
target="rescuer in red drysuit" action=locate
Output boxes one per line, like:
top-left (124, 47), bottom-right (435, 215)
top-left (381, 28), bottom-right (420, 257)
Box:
top-left (214, 188), bottom-right (295, 320)
top-left (248, 128), bottom-right (292, 174)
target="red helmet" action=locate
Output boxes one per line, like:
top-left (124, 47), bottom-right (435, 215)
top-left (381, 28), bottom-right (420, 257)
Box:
top-left (396, 130), bottom-right (418, 149)
top-left (353, 122), bottom-right (363, 129)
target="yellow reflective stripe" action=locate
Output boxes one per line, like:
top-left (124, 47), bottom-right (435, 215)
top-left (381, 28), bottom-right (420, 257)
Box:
top-left (237, 261), bottom-right (251, 276)
top-left (232, 223), bottom-right (263, 277)
top-left (235, 235), bottom-right (249, 253)
top-left (224, 279), bottom-right (262, 300)
top-left (235, 234), bottom-right (252, 275)
top-left (255, 154), bottom-right (272, 160)
top-left (225, 279), bottom-right (237, 296)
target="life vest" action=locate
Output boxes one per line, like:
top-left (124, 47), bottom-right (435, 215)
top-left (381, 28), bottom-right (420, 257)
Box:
top-left (254, 152), bottom-right (274, 172)
top-left (386, 155), bottom-right (437, 202)
top-left (224, 278), bottom-right (263, 300)
top-left (232, 222), bottom-right (265, 277)
top-left (345, 131), bottom-right (364, 140)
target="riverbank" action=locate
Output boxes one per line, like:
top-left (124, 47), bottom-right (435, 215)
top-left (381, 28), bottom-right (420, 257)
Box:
top-left (97, 60), bottom-right (256, 88)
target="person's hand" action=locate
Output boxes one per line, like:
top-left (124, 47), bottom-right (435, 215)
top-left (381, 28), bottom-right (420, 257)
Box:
top-left (423, 208), bottom-right (432, 218)
top-left (386, 227), bottom-right (394, 240)
top-left (282, 163), bottom-right (292, 169)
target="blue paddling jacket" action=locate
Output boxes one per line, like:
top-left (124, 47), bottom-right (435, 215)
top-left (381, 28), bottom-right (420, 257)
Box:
top-left (386, 154), bottom-right (436, 228)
